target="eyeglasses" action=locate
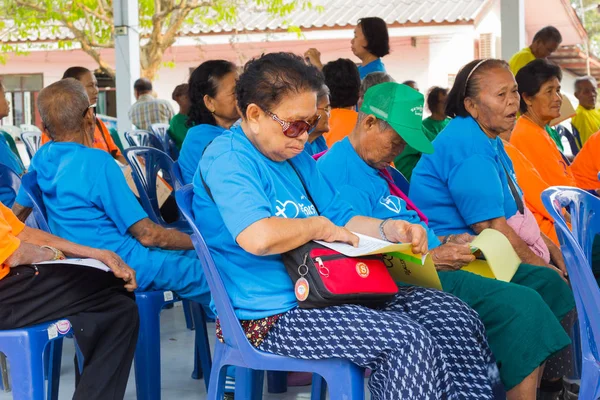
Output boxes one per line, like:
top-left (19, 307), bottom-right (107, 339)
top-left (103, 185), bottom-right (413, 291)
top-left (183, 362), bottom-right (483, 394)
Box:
top-left (81, 104), bottom-right (94, 117)
top-left (264, 109), bottom-right (321, 138)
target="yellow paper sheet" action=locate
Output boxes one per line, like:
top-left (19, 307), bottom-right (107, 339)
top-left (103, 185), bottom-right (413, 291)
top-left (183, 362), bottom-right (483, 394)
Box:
top-left (462, 229), bottom-right (521, 282)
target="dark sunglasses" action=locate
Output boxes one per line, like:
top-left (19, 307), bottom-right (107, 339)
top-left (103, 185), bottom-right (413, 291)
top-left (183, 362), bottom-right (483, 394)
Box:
top-left (264, 109), bottom-right (321, 138)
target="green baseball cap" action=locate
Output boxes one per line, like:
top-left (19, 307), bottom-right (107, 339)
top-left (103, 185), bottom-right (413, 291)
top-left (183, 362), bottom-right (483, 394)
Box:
top-left (360, 82), bottom-right (434, 154)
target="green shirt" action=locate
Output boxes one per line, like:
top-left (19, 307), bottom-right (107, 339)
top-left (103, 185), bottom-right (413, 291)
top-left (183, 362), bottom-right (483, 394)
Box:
top-left (394, 117), bottom-right (449, 181)
top-left (169, 113), bottom-right (190, 149)
top-left (544, 125), bottom-right (564, 152)
top-left (422, 117), bottom-right (451, 136)
top-left (394, 126), bottom-right (438, 182)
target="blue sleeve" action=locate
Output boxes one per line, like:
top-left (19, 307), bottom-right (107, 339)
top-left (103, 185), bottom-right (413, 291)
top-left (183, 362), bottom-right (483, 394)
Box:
top-left (335, 185), bottom-right (373, 217)
top-left (448, 154), bottom-right (505, 226)
top-left (426, 225), bottom-right (442, 249)
top-left (296, 154), bottom-right (357, 226)
top-left (90, 158), bottom-right (147, 234)
top-left (15, 185), bottom-right (33, 208)
top-left (202, 152), bottom-right (273, 239)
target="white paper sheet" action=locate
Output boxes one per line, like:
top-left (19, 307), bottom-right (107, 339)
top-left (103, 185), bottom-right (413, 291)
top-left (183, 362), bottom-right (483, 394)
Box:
top-left (35, 258), bottom-right (111, 272)
top-left (315, 233), bottom-right (412, 257)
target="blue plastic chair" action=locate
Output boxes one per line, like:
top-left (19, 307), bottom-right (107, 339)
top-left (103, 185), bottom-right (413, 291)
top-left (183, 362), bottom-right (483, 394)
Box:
top-left (542, 186), bottom-right (600, 399)
top-left (0, 167), bottom-right (47, 231)
top-left (556, 125), bottom-right (581, 157)
top-left (149, 123), bottom-right (180, 161)
top-left (0, 321), bottom-right (73, 400)
top-left (134, 290), bottom-right (212, 399)
top-left (123, 146), bottom-right (191, 234)
top-left (124, 129), bottom-right (164, 150)
top-left (172, 161), bottom-right (184, 187)
top-left (20, 131), bottom-right (42, 160)
top-left (176, 184), bottom-right (365, 400)
top-left (19, 172), bottom-right (52, 233)
top-left (386, 166), bottom-right (410, 194)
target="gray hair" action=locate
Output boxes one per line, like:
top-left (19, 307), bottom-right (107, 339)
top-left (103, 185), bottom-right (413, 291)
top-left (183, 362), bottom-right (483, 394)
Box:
top-left (317, 84), bottom-right (330, 102)
top-left (357, 111), bottom-right (392, 132)
top-left (575, 76), bottom-right (598, 91)
top-left (37, 78), bottom-right (89, 140)
top-left (360, 72), bottom-right (395, 99)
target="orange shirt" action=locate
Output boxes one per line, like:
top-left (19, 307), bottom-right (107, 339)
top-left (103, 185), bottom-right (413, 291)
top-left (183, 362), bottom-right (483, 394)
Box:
top-left (323, 108), bottom-right (358, 148)
top-left (503, 140), bottom-right (559, 244)
top-left (510, 116), bottom-right (578, 188)
top-left (571, 130), bottom-right (600, 190)
top-left (0, 202), bottom-right (25, 280)
top-left (42, 119), bottom-right (122, 157)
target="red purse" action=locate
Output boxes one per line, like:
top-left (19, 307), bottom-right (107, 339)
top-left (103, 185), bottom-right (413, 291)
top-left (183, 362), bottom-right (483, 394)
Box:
top-left (282, 161), bottom-right (398, 309)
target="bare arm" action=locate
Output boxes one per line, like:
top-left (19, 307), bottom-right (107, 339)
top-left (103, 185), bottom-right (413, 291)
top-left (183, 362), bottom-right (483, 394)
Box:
top-left (236, 216), bottom-right (358, 256)
top-left (11, 203), bottom-right (32, 223)
top-left (5, 241), bottom-right (54, 267)
top-left (16, 226), bottom-right (137, 291)
top-left (128, 218), bottom-right (193, 250)
top-left (471, 217), bottom-right (547, 266)
top-left (346, 216), bottom-right (429, 255)
top-left (114, 154), bottom-right (128, 165)
top-left (541, 232), bottom-right (567, 277)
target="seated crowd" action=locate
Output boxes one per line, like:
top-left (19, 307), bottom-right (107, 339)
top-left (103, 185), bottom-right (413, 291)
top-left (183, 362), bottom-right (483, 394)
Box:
top-left (1, 18), bottom-right (599, 400)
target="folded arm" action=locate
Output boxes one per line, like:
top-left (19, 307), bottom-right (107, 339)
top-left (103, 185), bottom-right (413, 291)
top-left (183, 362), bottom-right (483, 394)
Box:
top-left (128, 218), bottom-right (193, 250)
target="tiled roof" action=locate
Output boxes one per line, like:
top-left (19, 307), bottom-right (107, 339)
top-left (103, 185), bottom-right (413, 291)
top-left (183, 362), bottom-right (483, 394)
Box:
top-left (0, 0), bottom-right (486, 43)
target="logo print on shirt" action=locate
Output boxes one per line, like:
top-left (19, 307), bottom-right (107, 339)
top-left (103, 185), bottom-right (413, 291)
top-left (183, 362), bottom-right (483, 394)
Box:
top-left (379, 196), bottom-right (402, 214)
top-left (275, 200), bottom-right (300, 218)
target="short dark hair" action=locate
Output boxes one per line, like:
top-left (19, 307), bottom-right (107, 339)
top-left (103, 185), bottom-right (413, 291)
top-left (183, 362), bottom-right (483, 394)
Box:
top-left (358, 17), bottom-right (390, 58)
top-left (62, 66), bottom-right (91, 81)
top-left (322, 58), bottom-right (361, 108)
top-left (426, 86), bottom-right (448, 113)
top-left (445, 58), bottom-right (510, 118)
top-left (172, 83), bottom-right (189, 101)
top-left (187, 60), bottom-right (236, 127)
top-left (532, 26), bottom-right (562, 44)
top-left (515, 58), bottom-right (562, 113)
top-left (134, 78), bottom-right (152, 93)
top-left (236, 52), bottom-right (323, 117)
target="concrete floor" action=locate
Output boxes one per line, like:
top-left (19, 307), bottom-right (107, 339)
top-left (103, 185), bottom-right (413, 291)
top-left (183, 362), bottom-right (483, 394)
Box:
top-left (0, 303), bottom-right (369, 399)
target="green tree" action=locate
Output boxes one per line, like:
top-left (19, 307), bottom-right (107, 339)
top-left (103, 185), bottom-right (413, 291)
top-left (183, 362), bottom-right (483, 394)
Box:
top-left (0, 0), bottom-right (317, 80)
top-left (575, 0), bottom-right (600, 56)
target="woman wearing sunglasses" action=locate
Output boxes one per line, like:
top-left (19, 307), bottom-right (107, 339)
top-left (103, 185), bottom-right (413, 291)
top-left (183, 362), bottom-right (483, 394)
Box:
top-left (191, 52), bottom-right (501, 399)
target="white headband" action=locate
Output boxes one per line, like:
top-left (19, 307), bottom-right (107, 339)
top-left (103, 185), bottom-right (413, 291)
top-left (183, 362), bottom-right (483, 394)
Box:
top-left (463, 59), bottom-right (490, 97)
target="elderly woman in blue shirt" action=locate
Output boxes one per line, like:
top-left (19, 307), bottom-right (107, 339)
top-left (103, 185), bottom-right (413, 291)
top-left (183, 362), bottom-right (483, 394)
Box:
top-left (192, 52), bottom-right (503, 399)
top-left (410, 59), bottom-right (576, 398)
top-left (319, 78), bottom-right (575, 399)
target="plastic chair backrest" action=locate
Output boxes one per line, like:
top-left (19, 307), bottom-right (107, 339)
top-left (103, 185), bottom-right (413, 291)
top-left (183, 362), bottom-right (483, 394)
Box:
top-left (19, 124), bottom-right (40, 133)
top-left (20, 171), bottom-right (51, 233)
top-left (570, 123), bottom-right (584, 150)
top-left (20, 131), bottom-right (42, 160)
top-left (386, 166), bottom-right (410, 194)
top-left (542, 186), bottom-right (600, 398)
top-left (175, 185), bottom-right (256, 354)
top-left (172, 161), bottom-right (184, 187)
top-left (0, 166), bottom-right (47, 231)
top-left (555, 125), bottom-right (579, 157)
top-left (124, 130), bottom-right (163, 150)
top-left (123, 146), bottom-right (180, 226)
top-left (0, 162), bottom-right (22, 207)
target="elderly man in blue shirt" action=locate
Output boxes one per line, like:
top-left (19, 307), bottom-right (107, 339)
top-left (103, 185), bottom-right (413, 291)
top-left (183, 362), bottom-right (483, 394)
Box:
top-left (11, 78), bottom-right (211, 310)
top-left (317, 81), bottom-right (574, 398)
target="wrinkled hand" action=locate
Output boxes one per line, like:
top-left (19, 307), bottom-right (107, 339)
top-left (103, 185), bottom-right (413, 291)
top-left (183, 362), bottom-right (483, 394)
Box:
top-left (304, 48), bottom-right (323, 69)
top-left (545, 263), bottom-right (568, 284)
top-left (94, 250), bottom-right (137, 291)
top-left (431, 243), bottom-right (476, 271)
top-left (384, 220), bottom-right (428, 254)
top-left (5, 242), bottom-right (54, 267)
top-left (316, 217), bottom-right (359, 247)
top-left (446, 233), bottom-right (475, 245)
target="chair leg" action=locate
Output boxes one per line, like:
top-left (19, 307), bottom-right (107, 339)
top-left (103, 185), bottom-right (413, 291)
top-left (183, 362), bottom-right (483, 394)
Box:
top-left (207, 344), bottom-right (227, 400)
top-left (182, 300), bottom-right (195, 330)
top-left (46, 338), bottom-right (64, 400)
top-left (235, 368), bottom-right (263, 400)
top-left (190, 302), bottom-right (212, 391)
top-left (310, 374), bottom-right (327, 400)
top-left (5, 340), bottom-right (47, 400)
top-left (267, 370), bottom-right (287, 393)
top-left (323, 365), bottom-right (365, 400)
top-left (134, 302), bottom-right (163, 400)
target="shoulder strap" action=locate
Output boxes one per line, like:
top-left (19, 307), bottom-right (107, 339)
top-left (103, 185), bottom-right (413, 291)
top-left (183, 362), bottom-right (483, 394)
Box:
top-left (500, 160), bottom-right (525, 214)
top-left (287, 160), bottom-right (320, 216)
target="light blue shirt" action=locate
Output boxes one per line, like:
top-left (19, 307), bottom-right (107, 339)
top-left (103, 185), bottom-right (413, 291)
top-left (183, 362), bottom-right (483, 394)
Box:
top-left (304, 135), bottom-right (328, 156)
top-left (22, 142), bottom-right (169, 289)
top-left (0, 136), bottom-right (23, 207)
top-left (318, 137), bottom-right (441, 249)
top-left (179, 124), bottom-right (227, 184)
top-left (192, 125), bottom-right (357, 320)
top-left (357, 58), bottom-right (386, 80)
top-left (409, 116), bottom-right (521, 236)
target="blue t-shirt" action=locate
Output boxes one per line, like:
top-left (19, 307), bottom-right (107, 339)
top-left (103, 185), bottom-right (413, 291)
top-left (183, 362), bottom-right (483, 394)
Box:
top-left (318, 137), bottom-right (441, 249)
top-left (409, 116), bottom-right (521, 236)
top-left (0, 136), bottom-right (23, 207)
top-left (179, 124), bottom-right (227, 184)
top-left (358, 58), bottom-right (386, 80)
top-left (192, 125), bottom-right (357, 320)
top-left (304, 135), bottom-right (328, 156)
top-left (20, 142), bottom-right (174, 289)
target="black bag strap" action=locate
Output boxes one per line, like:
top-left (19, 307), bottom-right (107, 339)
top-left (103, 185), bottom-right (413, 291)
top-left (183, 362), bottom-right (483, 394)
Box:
top-left (500, 159), bottom-right (525, 214)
